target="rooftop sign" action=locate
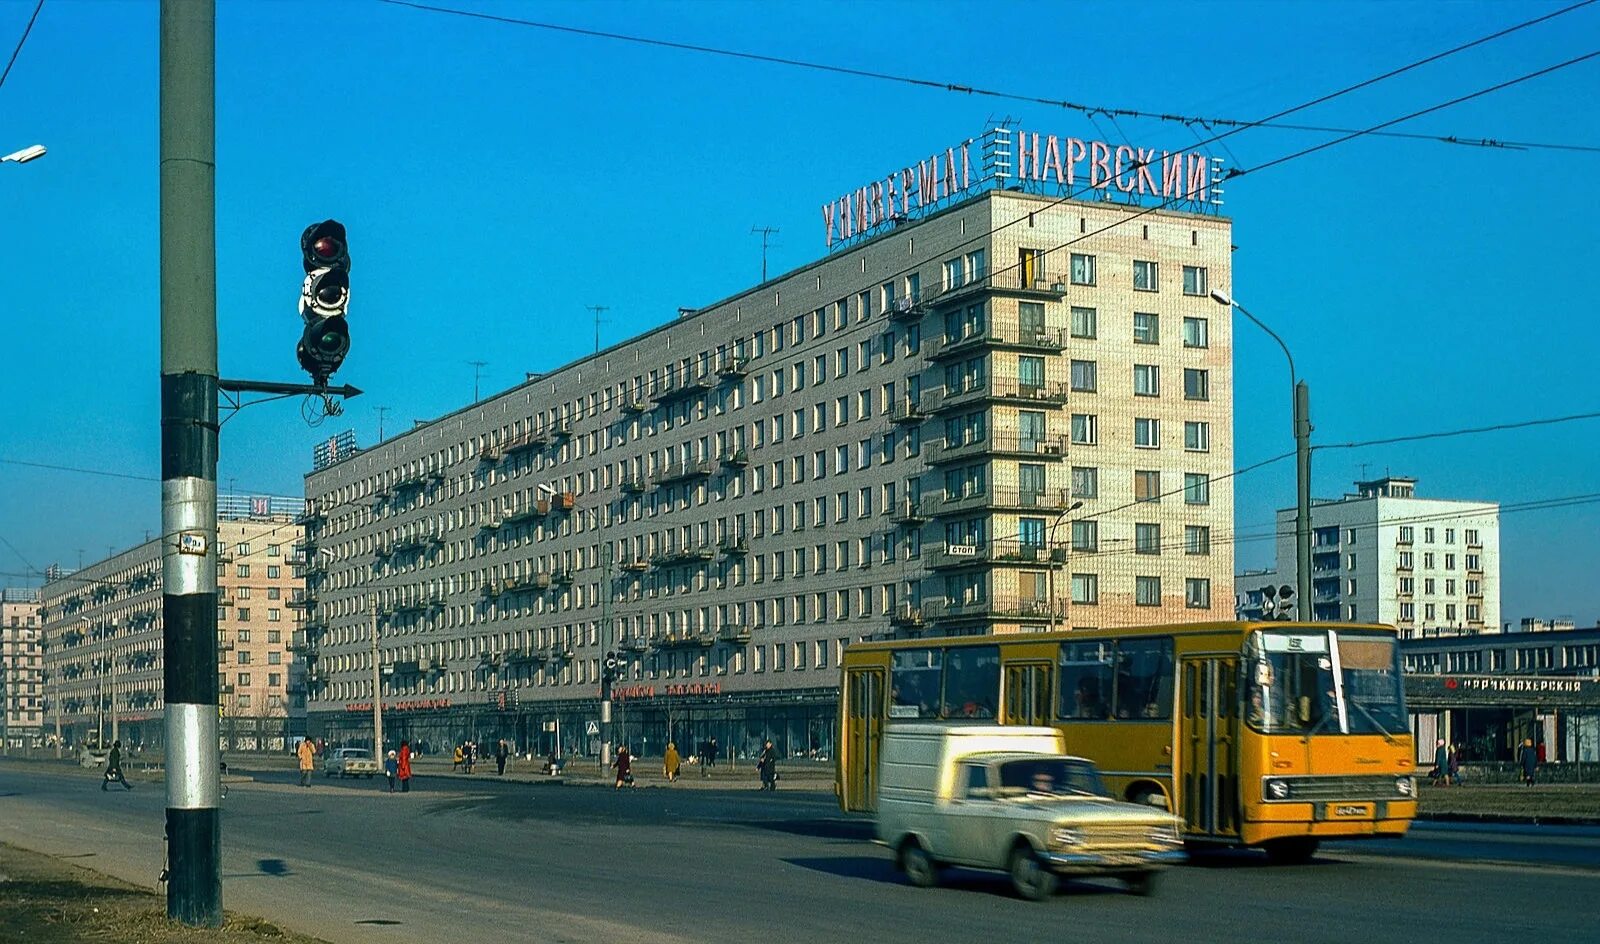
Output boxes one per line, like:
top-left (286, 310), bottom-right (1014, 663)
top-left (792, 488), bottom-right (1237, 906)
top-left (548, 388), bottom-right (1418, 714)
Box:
top-left (821, 126), bottom-right (1225, 249)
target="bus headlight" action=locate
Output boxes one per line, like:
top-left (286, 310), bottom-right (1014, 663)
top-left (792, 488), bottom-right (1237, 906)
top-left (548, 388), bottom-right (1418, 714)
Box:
top-left (1264, 778), bottom-right (1292, 801)
top-left (1396, 776), bottom-right (1415, 797)
top-left (1050, 827), bottom-right (1082, 848)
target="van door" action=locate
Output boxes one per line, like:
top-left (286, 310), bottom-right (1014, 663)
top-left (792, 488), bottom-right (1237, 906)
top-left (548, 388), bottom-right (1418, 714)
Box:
top-left (1179, 656), bottom-right (1240, 837)
top-left (1003, 662), bottom-right (1054, 726)
top-left (843, 667), bottom-right (886, 812)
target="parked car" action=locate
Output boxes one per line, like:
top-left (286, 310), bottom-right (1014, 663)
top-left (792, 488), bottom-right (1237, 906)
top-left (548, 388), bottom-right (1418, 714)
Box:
top-left (324, 747), bottom-right (380, 779)
top-left (876, 723), bottom-right (1185, 900)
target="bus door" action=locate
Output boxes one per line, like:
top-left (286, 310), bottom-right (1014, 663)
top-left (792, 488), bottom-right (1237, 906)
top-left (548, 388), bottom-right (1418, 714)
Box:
top-left (843, 666), bottom-right (886, 812)
top-left (1180, 655), bottom-right (1239, 837)
top-left (1003, 662), bottom-right (1053, 726)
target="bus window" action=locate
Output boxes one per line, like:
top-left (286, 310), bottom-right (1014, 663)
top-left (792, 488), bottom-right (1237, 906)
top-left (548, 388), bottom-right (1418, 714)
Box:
top-left (1059, 641), bottom-right (1113, 719)
top-left (890, 648), bottom-right (941, 719)
top-left (1115, 637), bottom-right (1175, 720)
top-left (941, 645), bottom-right (1000, 719)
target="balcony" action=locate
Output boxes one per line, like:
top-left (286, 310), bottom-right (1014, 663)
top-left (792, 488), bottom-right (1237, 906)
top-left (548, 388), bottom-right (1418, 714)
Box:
top-left (890, 397), bottom-right (929, 425)
top-left (926, 539), bottom-right (1060, 570)
top-left (930, 326), bottom-right (1068, 361)
top-left (622, 636), bottom-right (650, 652)
top-left (502, 500), bottom-right (550, 525)
top-left (551, 571), bottom-right (575, 587)
top-left (889, 498), bottom-right (933, 526)
top-left (620, 476), bottom-right (647, 494)
top-left (390, 592), bottom-right (446, 616)
top-left (719, 537), bottom-right (750, 556)
top-left (551, 491), bottom-right (576, 512)
top-left (718, 624), bottom-right (752, 644)
top-left (934, 486), bottom-right (1077, 517)
top-left (651, 374), bottom-right (715, 406)
top-left (719, 449), bottom-right (750, 469)
top-left (886, 295), bottom-right (925, 322)
top-left (653, 545), bottom-right (718, 567)
top-left (621, 395), bottom-right (647, 414)
top-left (654, 460), bottom-right (712, 486)
top-left (619, 557), bottom-right (650, 573)
top-left (928, 433), bottom-right (1066, 465)
top-left (890, 603), bottom-right (925, 628)
top-left (716, 357), bottom-right (750, 379)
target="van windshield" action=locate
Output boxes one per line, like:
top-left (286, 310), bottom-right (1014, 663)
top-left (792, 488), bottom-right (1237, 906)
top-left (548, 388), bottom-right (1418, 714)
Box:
top-left (993, 758), bottom-right (1107, 799)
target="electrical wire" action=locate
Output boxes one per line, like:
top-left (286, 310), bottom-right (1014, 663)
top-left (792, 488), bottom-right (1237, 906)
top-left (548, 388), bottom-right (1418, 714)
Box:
top-left (0, 0), bottom-right (42, 93)
top-left (373, 0), bottom-right (1600, 155)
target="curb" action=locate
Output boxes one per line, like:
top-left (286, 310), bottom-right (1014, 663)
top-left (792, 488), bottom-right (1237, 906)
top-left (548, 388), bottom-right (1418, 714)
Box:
top-left (1418, 812), bottom-right (1600, 827)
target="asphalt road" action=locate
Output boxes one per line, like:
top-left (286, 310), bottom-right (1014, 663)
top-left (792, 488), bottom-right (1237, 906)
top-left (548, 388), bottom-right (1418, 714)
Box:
top-left (1, 758), bottom-right (1595, 944)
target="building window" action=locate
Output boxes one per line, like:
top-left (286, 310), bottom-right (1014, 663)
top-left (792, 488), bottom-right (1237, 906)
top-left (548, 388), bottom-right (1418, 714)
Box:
top-left (942, 257), bottom-right (963, 290)
top-left (1133, 364), bottom-right (1160, 397)
top-left (237, 607), bottom-right (251, 622)
top-left (1134, 418), bottom-right (1160, 449)
top-left (1135, 470), bottom-right (1161, 503)
top-left (1070, 573), bottom-right (1098, 604)
top-left (1135, 576), bottom-right (1161, 605)
top-left (1185, 578), bottom-right (1211, 608)
top-left (1133, 312), bottom-right (1159, 344)
top-left (1183, 368), bottom-right (1210, 401)
top-left (1070, 414), bottom-right (1097, 445)
top-left (1071, 520), bottom-right (1098, 553)
top-left (1070, 253), bottom-right (1096, 286)
top-left (1182, 265), bottom-right (1207, 296)
top-left (267, 608), bottom-right (280, 622)
top-left (1184, 473), bottom-right (1210, 505)
top-left (1135, 523), bottom-right (1161, 555)
top-left (267, 565), bottom-right (281, 579)
top-left (236, 564), bottom-right (250, 578)
top-left (268, 651), bottom-right (282, 665)
top-left (1184, 421), bottom-right (1210, 452)
top-left (1398, 526), bottom-right (1414, 544)
top-left (1465, 529), bottom-right (1480, 545)
top-left (1070, 360), bottom-right (1097, 393)
top-left (1185, 525), bottom-right (1211, 555)
top-left (1070, 306), bottom-right (1097, 339)
top-left (1071, 466), bottom-right (1099, 499)
top-left (1133, 260), bottom-right (1158, 291)
top-left (1182, 316), bottom-right (1209, 349)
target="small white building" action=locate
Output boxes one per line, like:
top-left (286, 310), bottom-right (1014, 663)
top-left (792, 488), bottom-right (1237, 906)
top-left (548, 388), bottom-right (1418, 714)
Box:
top-left (1235, 477), bottom-right (1500, 635)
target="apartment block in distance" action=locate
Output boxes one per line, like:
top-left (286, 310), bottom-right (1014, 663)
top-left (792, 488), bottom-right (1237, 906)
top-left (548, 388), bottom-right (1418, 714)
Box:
top-left (301, 142), bottom-right (1235, 757)
top-left (38, 497), bottom-right (306, 750)
top-left (2, 588), bottom-right (44, 750)
top-left (1235, 476), bottom-right (1500, 634)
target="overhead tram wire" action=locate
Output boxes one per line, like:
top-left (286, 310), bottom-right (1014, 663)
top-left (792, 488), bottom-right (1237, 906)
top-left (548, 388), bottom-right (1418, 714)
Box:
top-left (374, 0), bottom-right (1600, 156)
top-left (0, 0), bottom-right (43, 93)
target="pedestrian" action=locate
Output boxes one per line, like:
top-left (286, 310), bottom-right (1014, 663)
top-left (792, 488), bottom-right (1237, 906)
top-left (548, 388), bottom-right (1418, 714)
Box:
top-left (496, 739), bottom-right (509, 776)
top-left (465, 740), bottom-right (476, 775)
top-left (398, 739), bottom-right (414, 792)
top-left (297, 736), bottom-right (317, 787)
top-left (1520, 738), bottom-right (1538, 786)
top-left (452, 744), bottom-right (464, 772)
top-left (615, 745), bottom-right (634, 789)
top-left (102, 740), bottom-right (132, 792)
top-left (1448, 744), bottom-right (1463, 787)
top-left (384, 749), bottom-right (398, 792)
top-left (708, 736), bottom-right (719, 770)
top-left (1431, 738), bottom-right (1449, 787)
top-left (1536, 741), bottom-right (1547, 766)
top-left (698, 739), bottom-right (711, 778)
top-left (663, 741), bottom-right (681, 783)
top-left (757, 739), bottom-right (778, 792)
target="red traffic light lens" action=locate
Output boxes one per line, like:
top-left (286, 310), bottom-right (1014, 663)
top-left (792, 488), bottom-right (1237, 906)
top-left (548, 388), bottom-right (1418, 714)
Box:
top-left (313, 236), bottom-right (342, 260)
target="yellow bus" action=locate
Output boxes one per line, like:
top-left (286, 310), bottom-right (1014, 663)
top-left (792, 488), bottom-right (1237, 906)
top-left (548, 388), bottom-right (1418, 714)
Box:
top-left (839, 621), bottom-right (1417, 863)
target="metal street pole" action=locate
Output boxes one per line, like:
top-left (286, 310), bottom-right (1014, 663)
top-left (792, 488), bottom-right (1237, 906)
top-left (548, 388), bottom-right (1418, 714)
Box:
top-left (369, 594), bottom-right (383, 755)
top-left (1213, 291), bottom-right (1313, 614)
top-left (110, 625), bottom-right (119, 747)
top-left (1048, 500), bottom-right (1084, 633)
top-left (160, 0), bottom-right (222, 926)
top-left (599, 543), bottom-right (613, 772)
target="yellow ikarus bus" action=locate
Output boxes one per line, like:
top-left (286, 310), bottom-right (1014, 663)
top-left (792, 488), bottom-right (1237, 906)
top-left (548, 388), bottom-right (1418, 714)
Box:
top-left (839, 621), bottom-right (1417, 863)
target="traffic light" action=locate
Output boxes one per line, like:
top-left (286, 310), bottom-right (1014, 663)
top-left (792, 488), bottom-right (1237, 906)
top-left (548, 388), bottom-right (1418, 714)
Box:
top-left (1259, 584), bottom-right (1297, 621)
top-left (297, 220), bottom-right (350, 386)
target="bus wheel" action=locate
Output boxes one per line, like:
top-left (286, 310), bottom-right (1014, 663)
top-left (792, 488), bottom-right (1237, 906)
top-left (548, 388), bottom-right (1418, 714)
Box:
top-left (899, 840), bottom-right (939, 888)
top-left (1122, 871), bottom-right (1159, 896)
top-left (1008, 843), bottom-right (1057, 901)
top-left (1263, 838), bottom-right (1320, 865)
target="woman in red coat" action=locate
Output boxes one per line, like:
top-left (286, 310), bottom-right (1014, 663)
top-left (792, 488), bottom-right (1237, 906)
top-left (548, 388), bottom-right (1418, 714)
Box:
top-left (397, 739), bottom-right (414, 793)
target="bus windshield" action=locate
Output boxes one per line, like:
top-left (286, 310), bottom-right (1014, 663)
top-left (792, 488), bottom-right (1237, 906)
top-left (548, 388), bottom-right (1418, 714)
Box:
top-left (1244, 629), bottom-right (1407, 736)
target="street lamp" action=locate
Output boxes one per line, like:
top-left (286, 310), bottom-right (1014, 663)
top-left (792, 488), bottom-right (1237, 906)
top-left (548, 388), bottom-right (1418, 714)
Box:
top-left (1210, 289), bottom-right (1313, 614)
top-left (1, 144), bottom-right (47, 164)
top-left (1048, 500), bottom-right (1086, 633)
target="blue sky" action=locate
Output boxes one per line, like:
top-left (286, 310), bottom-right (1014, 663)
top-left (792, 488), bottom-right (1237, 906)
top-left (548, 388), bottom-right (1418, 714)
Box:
top-left (1, 0), bottom-right (1596, 622)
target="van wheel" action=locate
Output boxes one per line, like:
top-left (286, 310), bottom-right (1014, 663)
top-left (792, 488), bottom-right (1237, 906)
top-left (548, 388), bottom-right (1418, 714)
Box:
top-left (1263, 838), bottom-right (1319, 865)
top-left (899, 841), bottom-right (939, 888)
top-left (1008, 844), bottom-right (1057, 901)
top-left (1123, 871), bottom-right (1158, 896)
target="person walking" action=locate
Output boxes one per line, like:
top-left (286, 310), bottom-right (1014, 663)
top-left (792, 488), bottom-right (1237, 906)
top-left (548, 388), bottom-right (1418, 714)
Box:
top-left (698, 738), bottom-right (711, 778)
top-left (663, 742), bottom-right (681, 783)
top-left (1520, 738), bottom-right (1538, 786)
top-left (384, 750), bottom-right (399, 792)
top-left (495, 739), bottom-right (509, 776)
top-left (1448, 744), bottom-right (1463, 787)
top-left (757, 740), bottom-right (778, 792)
top-left (297, 737), bottom-right (317, 787)
top-left (465, 740), bottom-right (476, 775)
top-left (707, 736), bottom-right (719, 771)
top-left (398, 739), bottom-right (414, 793)
top-left (102, 740), bottom-right (132, 791)
top-left (452, 744), bottom-right (464, 772)
top-left (614, 745), bottom-right (634, 789)
top-left (1431, 738), bottom-right (1450, 787)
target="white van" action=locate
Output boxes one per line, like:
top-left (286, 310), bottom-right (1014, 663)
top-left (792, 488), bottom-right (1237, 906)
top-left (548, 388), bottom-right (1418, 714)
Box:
top-left (875, 723), bottom-right (1185, 900)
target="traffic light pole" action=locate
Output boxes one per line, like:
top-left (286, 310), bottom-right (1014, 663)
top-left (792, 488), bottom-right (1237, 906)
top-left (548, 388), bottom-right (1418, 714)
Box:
top-left (160, 0), bottom-right (222, 927)
top-left (1294, 380), bottom-right (1313, 612)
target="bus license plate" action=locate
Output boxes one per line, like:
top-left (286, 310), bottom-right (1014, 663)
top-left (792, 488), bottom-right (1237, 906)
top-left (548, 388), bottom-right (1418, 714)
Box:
top-left (1330, 803), bottom-right (1373, 818)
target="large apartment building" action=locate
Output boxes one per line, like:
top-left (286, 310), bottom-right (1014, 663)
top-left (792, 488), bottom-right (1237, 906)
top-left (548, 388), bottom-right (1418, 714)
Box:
top-left (38, 497), bottom-right (306, 751)
top-left (302, 183), bottom-right (1235, 757)
top-left (1235, 476), bottom-right (1500, 634)
top-left (2, 588), bottom-right (44, 750)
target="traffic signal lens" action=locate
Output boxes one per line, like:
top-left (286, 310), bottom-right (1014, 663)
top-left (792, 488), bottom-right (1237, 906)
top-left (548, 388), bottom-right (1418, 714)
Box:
top-left (313, 236), bottom-right (341, 261)
top-left (317, 284), bottom-right (343, 306)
